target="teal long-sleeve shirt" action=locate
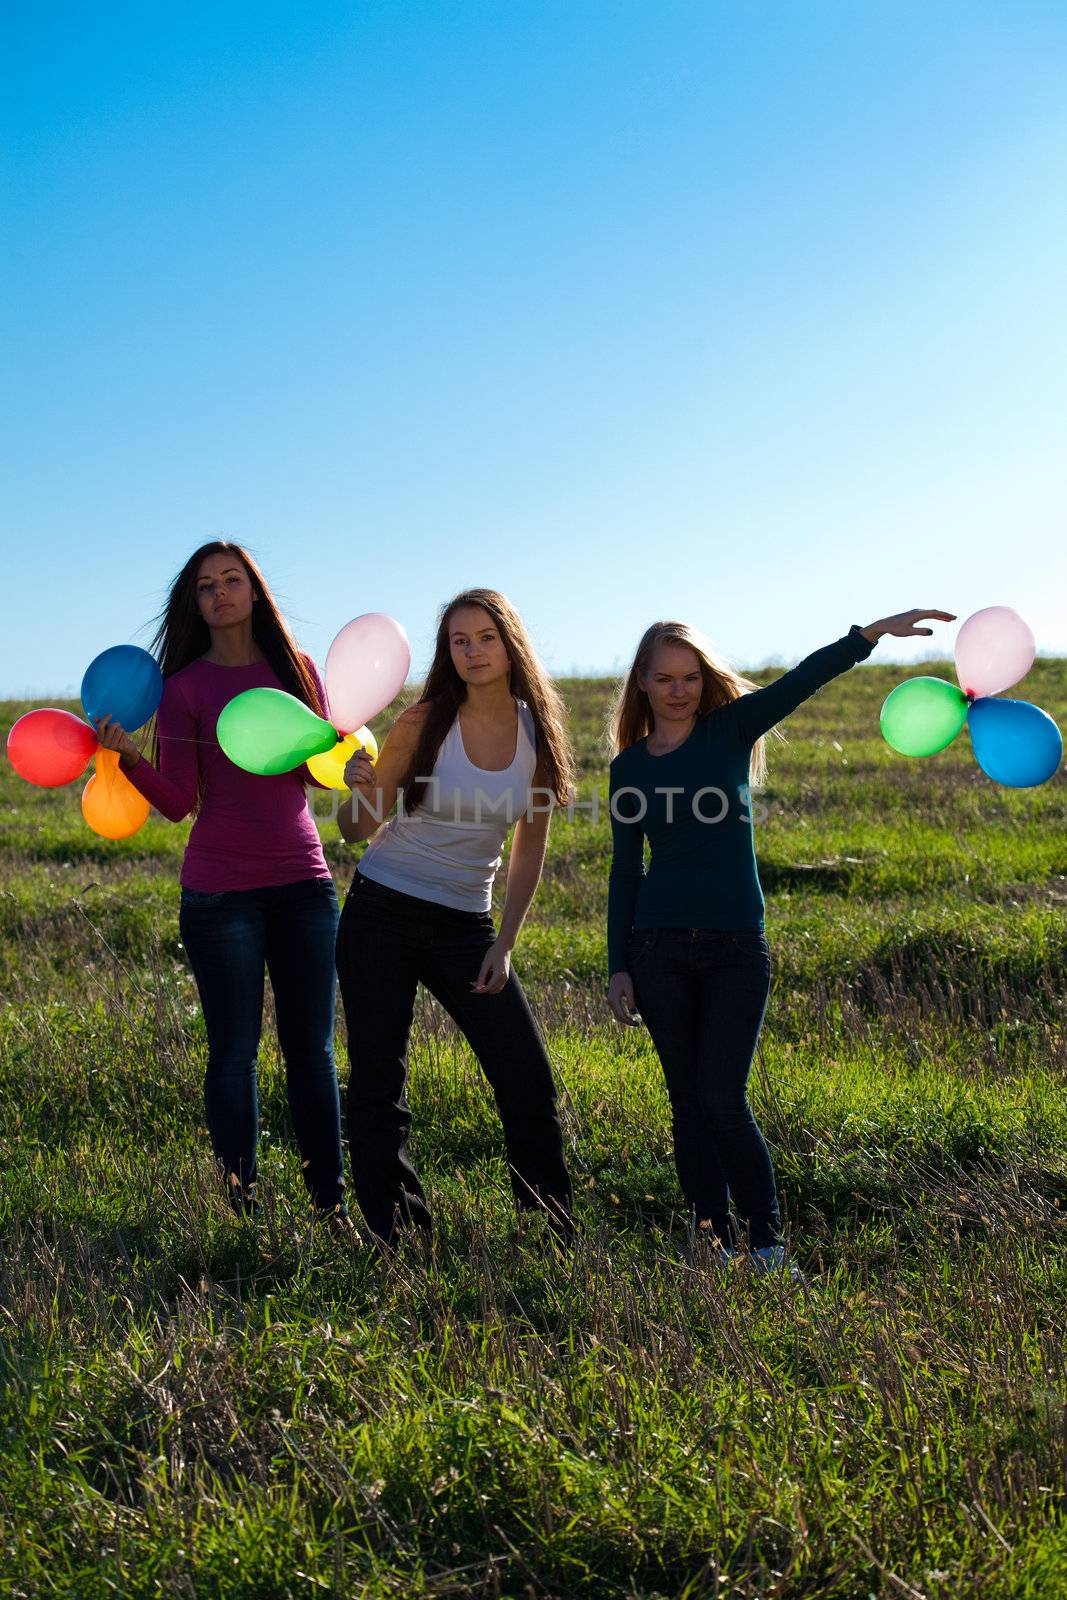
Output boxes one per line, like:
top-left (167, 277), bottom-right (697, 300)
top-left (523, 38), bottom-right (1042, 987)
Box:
top-left (606, 627), bottom-right (876, 975)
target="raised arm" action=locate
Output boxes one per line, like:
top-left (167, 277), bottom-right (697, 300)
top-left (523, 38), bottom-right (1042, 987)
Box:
top-left (728, 609), bottom-right (955, 746)
top-left (336, 702), bottom-right (428, 843)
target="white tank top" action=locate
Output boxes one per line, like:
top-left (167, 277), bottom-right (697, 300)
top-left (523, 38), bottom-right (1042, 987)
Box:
top-left (357, 699), bottom-right (540, 912)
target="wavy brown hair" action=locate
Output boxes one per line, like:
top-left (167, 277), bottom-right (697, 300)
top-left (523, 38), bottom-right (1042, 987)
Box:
top-left (610, 620), bottom-right (779, 785)
top-left (148, 540), bottom-right (326, 769)
top-left (400, 589), bottom-right (575, 813)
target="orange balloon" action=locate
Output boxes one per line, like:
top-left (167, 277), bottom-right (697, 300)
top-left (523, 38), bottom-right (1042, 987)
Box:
top-left (81, 748), bottom-right (151, 839)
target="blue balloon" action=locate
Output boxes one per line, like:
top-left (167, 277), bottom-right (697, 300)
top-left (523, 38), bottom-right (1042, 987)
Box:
top-left (81, 645), bottom-right (164, 732)
top-left (967, 697), bottom-right (1062, 788)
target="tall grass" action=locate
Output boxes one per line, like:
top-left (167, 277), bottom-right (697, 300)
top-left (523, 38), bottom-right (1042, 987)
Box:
top-left (0, 657), bottom-right (1064, 1597)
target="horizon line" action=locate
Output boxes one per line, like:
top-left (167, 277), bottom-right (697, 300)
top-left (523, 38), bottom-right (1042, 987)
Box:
top-left (4, 650), bottom-right (1067, 706)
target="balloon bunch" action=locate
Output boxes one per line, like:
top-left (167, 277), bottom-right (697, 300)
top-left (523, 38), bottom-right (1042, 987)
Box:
top-left (6, 646), bottom-right (162, 837)
top-left (216, 613), bottom-right (409, 781)
top-left (880, 607), bottom-right (1062, 786)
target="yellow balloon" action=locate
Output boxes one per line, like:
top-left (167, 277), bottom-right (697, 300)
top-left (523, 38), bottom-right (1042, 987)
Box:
top-left (82, 748), bottom-right (151, 839)
top-left (306, 726), bottom-right (378, 790)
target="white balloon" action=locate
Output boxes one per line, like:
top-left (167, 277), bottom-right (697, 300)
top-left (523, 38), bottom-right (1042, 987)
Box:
top-left (326, 613), bottom-right (411, 734)
top-left (954, 606), bottom-right (1035, 699)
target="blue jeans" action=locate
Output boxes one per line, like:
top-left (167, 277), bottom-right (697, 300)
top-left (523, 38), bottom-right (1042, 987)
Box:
top-left (336, 871), bottom-right (573, 1245)
top-left (628, 926), bottom-right (780, 1249)
top-left (179, 877), bottom-right (346, 1216)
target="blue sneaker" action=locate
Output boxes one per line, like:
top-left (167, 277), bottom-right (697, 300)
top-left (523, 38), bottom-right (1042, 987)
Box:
top-left (751, 1244), bottom-right (806, 1284)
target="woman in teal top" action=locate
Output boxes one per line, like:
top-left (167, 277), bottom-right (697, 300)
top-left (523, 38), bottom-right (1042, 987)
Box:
top-left (607, 609), bottom-right (953, 1273)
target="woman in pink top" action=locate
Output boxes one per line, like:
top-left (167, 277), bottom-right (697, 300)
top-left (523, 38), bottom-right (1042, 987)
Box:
top-left (95, 541), bottom-right (349, 1230)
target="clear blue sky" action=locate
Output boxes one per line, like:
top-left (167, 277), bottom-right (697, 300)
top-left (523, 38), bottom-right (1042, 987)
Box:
top-left (4, 0), bottom-right (1065, 696)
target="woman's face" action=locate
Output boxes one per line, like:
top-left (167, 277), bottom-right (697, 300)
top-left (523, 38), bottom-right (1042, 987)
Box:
top-left (195, 554), bottom-right (257, 630)
top-left (447, 605), bottom-right (511, 689)
top-left (638, 643), bottom-right (704, 727)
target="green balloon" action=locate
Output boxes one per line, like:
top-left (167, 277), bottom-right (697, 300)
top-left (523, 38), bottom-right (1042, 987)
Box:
top-left (880, 677), bottom-right (968, 757)
top-left (217, 688), bottom-right (339, 775)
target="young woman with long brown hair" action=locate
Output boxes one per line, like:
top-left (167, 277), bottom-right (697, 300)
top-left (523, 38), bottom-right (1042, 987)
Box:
top-left (607, 610), bottom-right (953, 1275)
top-left (94, 541), bottom-right (350, 1229)
top-left (335, 588), bottom-right (575, 1248)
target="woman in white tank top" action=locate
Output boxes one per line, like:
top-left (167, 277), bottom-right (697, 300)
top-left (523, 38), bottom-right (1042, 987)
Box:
top-left (334, 589), bottom-right (576, 1249)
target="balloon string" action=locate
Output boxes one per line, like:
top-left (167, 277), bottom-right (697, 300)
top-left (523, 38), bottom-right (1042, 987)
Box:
top-left (104, 730), bottom-right (353, 752)
top-left (107, 733), bottom-right (222, 749)
top-left (156, 734), bottom-right (222, 745)
top-left (138, 729), bottom-right (348, 747)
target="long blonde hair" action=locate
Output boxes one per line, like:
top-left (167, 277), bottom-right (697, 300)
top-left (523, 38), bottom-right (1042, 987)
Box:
top-left (610, 620), bottom-right (779, 785)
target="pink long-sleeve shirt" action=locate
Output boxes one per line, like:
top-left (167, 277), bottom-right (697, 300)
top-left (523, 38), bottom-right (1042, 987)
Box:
top-left (125, 655), bottom-right (333, 892)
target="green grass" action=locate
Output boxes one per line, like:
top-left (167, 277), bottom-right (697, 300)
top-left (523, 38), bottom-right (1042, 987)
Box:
top-left (0, 657), bottom-right (1065, 1597)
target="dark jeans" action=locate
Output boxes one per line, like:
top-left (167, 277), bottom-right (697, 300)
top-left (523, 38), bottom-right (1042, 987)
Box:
top-left (179, 876), bottom-right (346, 1217)
top-left (336, 870), bottom-right (573, 1245)
top-left (628, 926), bottom-right (780, 1250)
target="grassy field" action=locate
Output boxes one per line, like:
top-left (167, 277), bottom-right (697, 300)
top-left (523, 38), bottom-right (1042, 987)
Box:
top-left (1, 656), bottom-right (1064, 1599)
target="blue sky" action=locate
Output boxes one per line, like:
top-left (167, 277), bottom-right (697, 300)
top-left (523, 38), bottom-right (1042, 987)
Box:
top-left (3, 0), bottom-right (1066, 696)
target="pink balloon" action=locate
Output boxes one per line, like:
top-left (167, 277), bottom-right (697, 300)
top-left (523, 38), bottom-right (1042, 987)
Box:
top-left (325, 613), bottom-right (411, 734)
top-left (954, 606), bottom-right (1035, 700)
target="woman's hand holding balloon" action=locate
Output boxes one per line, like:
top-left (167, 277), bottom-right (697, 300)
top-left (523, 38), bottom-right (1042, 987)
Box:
top-left (341, 748), bottom-right (382, 830)
top-left (860, 609), bottom-right (956, 643)
top-left (342, 749), bottom-right (376, 792)
top-left (94, 714), bottom-right (141, 769)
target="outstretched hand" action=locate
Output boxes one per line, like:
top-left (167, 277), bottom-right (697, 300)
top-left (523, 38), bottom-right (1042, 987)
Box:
top-left (861, 609), bottom-right (956, 642)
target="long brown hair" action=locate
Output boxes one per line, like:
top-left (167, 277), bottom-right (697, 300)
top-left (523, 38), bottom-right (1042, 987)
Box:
top-left (610, 620), bottom-right (778, 785)
top-left (149, 540), bottom-right (326, 767)
top-left (400, 589), bottom-right (575, 813)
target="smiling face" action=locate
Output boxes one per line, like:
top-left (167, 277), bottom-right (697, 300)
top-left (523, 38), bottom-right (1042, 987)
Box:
top-left (447, 605), bottom-right (511, 690)
top-left (195, 553), bottom-right (257, 629)
top-left (638, 643), bottom-right (704, 729)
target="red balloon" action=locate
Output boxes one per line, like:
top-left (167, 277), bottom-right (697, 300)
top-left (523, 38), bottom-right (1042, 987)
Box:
top-left (6, 708), bottom-right (99, 787)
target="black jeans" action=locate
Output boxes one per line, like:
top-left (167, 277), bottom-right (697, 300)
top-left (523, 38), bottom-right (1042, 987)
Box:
top-left (628, 926), bottom-right (780, 1250)
top-left (335, 870), bottom-right (573, 1245)
top-left (179, 877), bottom-right (346, 1217)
